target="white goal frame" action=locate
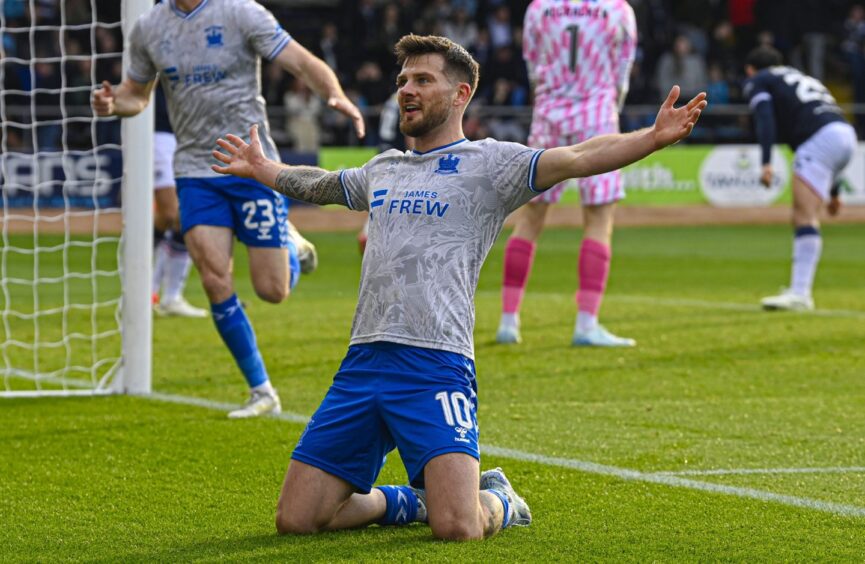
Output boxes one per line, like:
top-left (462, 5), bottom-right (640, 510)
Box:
top-left (0, 0), bottom-right (153, 397)
top-left (117, 0), bottom-right (154, 395)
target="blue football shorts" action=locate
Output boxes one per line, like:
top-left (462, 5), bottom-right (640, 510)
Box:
top-left (176, 176), bottom-right (290, 248)
top-left (291, 341), bottom-right (480, 493)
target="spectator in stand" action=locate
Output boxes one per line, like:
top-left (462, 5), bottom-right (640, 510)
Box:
top-left (843, 4), bottom-right (865, 135)
top-left (471, 27), bottom-right (492, 68)
top-left (451, 0), bottom-right (478, 19)
top-left (34, 58), bottom-right (62, 150)
top-left (462, 105), bottom-right (492, 141)
top-left (355, 60), bottom-right (390, 146)
top-left (94, 27), bottom-right (122, 84)
top-left (655, 34), bottom-right (707, 102)
top-left (442, 7), bottom-right (478, 50)
top-left (1, 43), bottom-right (28, 150)
top-left (318, 23), bottom-right (343, 79)
top-left (376, 3), bottom-right (406, 65)
top-left (486, 78), bottom-right (527, 142)
top-left (261, 60), bottom-right (291, 109)
top-left (707, 20), bottom-right (739, 83)
top-left (706, 63), bottom-right (730, 105)
top-left (420, 0), bottom-right (451, 35)
top-left (284, 79), bottom-right (323, 152)
top-left (729, 0), bottom-right (758, 62)
top-left (394, 0), bottom-right (419, 35)
top-left (488, 5), bottom-right (513, 49)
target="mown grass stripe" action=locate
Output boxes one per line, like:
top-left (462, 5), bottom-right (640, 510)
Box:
top-left (146, 391), bottom-right (865, 520)
top-left (652, 466), bottom-right (865, 477)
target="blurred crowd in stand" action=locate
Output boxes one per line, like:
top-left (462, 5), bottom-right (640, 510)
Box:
top-left (2, 0), bottom-right (864, 152)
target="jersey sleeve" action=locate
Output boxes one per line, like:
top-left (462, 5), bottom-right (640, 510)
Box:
top-left (743, 75), bottom-right (772, 109)
top-left (126, 18), bottom-right (156, 83)
top-left (235, 0), bottom-right (292, 61)
top-left (487, 141), bottom-right (546, 214)
top-left (522, 2), bottom-right (542, 84)
top-left (744, 75), bottom-right (777, 164)
top-left (338, 166), bottom-right (370, 211)
top-left (613, 2), bottom-right (638, 109)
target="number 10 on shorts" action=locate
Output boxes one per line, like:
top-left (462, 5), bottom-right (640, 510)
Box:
top-left (435, 391), bottom-right (475, 429)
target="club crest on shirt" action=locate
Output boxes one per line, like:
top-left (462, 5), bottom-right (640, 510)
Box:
top-left (205, 25), bottom-right (224, 48)
top-left (434, 154), bottom-right (460, 175)
top-left (158, 39), bottom-right (173, 56)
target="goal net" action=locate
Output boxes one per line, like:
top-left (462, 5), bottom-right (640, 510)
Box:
top-left (1, 0), bottom-right (152, 397)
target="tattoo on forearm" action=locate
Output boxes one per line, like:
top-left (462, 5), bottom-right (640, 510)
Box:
top-left (274, 167), bottom-right (347, 207)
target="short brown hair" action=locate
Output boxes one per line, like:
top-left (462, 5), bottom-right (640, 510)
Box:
top-left (394, 34), bottom-right (479, 95)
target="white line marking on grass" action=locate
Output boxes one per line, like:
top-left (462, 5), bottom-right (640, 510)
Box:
top-left (147, 391), bottom-right (309, 423)
top-left (652, 466), bottom-right (865, 477)
top-left (145, 391), bottom-right (865, 519)
top-left (476, 291), bottom-right (865, 319)
top-left (609, 295), bottom-right (865, 319)
top-left (481, 445), bottom-right (865, 519)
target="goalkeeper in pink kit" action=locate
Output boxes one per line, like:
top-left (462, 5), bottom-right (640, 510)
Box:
top-left (497, 0), bottom-right (638, 347)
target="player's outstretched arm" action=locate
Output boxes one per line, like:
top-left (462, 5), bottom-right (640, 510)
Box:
top-left (534, 86), bottom-right (707, 190)
top-left (275, 41), bottom-right (365, 140)
top-left (212, 125), bottom-right (348, 207)
top-left (91, 78), bottom-right (155, 117)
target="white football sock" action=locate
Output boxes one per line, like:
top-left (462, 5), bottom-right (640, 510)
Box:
top-left (152, 240), bottom-right (169, 296)
top-left (252, 381), bottom-right (275, 395)
top-left (500, 312), bottom-right (519, 329)
top-left (576, 311), bottom-right (598, 334)
top-left (790, 231), bottom-right (822, 297)
top-left (162, 246), bottom-right (193, 304)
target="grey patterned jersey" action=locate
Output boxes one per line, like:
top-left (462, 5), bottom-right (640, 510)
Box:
top-left (127, 0), bottom-right (289, 177)
top-left (340, 138), bottom-right (546, 359)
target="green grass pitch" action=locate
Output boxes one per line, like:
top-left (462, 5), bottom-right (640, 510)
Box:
top-left (2, 223), bottom-right (865, 561)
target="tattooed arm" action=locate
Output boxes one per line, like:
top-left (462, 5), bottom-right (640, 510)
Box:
top-left (212, 124), bottom-right (348, 207)
top-left (273, 167), bottom-right (346, 207)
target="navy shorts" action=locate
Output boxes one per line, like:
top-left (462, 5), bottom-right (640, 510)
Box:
top-left (176, 176), bottom-right (290, 248)
top-left (292, 342), bottom-right (479, 493)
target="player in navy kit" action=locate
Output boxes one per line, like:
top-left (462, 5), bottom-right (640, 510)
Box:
top-left (212, 35), bottom-right (706, 540)
top-left (743, 46), bottom-right (857, 311)
top-left (92, 0), bottom-right (364, 418)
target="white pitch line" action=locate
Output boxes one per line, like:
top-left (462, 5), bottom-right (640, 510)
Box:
top-left (609, 295), bottom-right (865, 319)
top-left (481, 446), bottom-right (865, 519)
top-left (147, 391), bottom-right (309, 423)
top-left (652, 466), bottom-right (865, 477)
top-left (145, 391), bottom-right (865, 519)
top-left (475, 291), bottom-right (865, 319)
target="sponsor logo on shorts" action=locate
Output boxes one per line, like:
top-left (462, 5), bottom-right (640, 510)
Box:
top-left (454, 426), bottom-right (470, 443)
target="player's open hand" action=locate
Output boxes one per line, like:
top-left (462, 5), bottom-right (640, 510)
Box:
top-left (652, 86), bottom-right (707, 149)
top-left (91, 81), bottom-right (115, 116)
top-left (827, 195), bottom-right (842, 216)
top-left (328, 95), bottom-right (366, 140)
top-left (211, 124), bottom-right (266, 179)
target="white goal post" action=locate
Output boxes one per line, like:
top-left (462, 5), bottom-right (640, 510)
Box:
top-left (118, 0), bottom-right (154, 395)
top-left (0, 0), bottom-right (152, 397)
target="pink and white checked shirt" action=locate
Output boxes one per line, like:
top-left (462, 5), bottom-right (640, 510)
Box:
top-left (523, 0), bottom-right (637, 134)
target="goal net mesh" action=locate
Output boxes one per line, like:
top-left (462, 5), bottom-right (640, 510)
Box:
top-left (1, 1), bottom-right (126, 396)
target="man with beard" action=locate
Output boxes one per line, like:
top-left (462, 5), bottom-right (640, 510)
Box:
top-left (211, 35), bottom-right (706, 540)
